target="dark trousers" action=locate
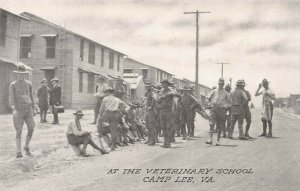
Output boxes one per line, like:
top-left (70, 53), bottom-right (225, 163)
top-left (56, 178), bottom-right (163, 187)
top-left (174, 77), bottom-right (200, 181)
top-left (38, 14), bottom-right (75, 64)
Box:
top-left (52, 106), bottom-right (59, 123)
top-left (229, 106), bottom-right (245, 138)
top-left (159, 110), bottom-right (175, 147)
top-left (145, 111), bottom-right (157, 144)
top-left (67, 133), bottom-right (106, 154)
top-left (211, 107), bottom-right (227, 140)
top-left (102, 111), bottom-right (119, 149)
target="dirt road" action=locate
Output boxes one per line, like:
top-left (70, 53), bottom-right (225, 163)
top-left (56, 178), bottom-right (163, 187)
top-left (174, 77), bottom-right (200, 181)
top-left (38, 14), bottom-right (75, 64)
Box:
top-left (1, 109), bottom-right (299, 191)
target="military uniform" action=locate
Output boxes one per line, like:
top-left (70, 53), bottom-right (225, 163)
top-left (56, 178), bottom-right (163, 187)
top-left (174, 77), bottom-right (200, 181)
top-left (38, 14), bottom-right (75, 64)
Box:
top-left (37, 85), bottom-right (49, 122)
top-left (49, 81), bottom-right (61, 124)
top-left (207, 78), bottom-right (231, 145)
top-left (181, 93), bottom-right (196, 138)
top-left (157, 87), bottom-right (175, 148)
top-left (9, 79), bottom-right (35, 156)
top-left (229, 84), bottom-right (248, 139)
top-left (145, 91), bottom-right (157, 145)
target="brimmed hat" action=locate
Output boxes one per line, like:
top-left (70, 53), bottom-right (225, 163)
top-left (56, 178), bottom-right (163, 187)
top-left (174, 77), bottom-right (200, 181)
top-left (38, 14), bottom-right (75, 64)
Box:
top-left (240, 79), bottom-right (246, 86)
top-left (144, 82), bottom-right (152, 87)
top-left (181, 85), bottom-right (190, 91)
top-left (73, 109), bottom-right (84, 115)
top-left (218, 78), bottom-right (225, 84)
top-left (13, 65), bottom-right (29, 74)
top-left (104, 87), bottom-right (114, 93)
top-left (51, 78), bottom-right (59, 82)
top-left (236, 80), bottom-right (244, 86)
top-left (41, 79), bottom-right (48, 83)
top-left (262, 78), bottom-right (269, 84)
top-left (160, 79), bottom-right (172, 86)
top-left (225, 83), bottom-right (231, 90)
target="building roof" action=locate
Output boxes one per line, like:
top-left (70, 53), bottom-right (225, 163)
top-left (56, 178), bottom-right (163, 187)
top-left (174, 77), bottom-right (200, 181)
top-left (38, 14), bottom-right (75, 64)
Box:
top-left (0, 56), bottom-right (33, 70)
top-left (125, 58), bottom-right (172, 75)
top-left (0, 8), bottom-right (29, 20)
top-left (123, 74), bottom-right (143, 90)
top-left (20, 12), bottom-right (126, 56)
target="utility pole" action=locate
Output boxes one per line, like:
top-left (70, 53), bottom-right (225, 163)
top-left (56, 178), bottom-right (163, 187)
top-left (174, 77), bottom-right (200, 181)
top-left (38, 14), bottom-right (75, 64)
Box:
top-left (215, 62), bottom-right (230, 78)
top-left (184, 10), bottom-right (210, 97)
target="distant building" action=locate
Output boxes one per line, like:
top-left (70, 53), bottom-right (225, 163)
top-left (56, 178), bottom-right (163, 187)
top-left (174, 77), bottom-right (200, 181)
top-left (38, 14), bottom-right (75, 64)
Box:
top-left (181, 78), bottom-right (212, 104)
top-left (290, 94), bottom-right (300, 110)
top-left (123, 73), bottom-right (145, 101)
top-left (0, 8), bottom-right (32, 113)
top-left (19, 12), bottom-right (126, 109)
top-left (124, 58), bottom-right (173, 85)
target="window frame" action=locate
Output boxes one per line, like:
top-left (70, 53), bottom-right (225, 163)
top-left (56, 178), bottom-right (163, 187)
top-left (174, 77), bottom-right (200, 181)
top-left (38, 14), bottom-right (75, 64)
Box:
top-left (45, 37), bottom-right (56, 59)
top-left (109, 52), bottom-right (114, 69)
top-left (19, 37), bottom-right (32, 59)
top-left (88, 42), bottom-right (95, 64)
top-left (87, 73), bottom-right (95, 93)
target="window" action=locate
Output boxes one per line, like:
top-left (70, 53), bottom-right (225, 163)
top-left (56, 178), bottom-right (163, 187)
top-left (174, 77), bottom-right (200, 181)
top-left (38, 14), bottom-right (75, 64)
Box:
top-left (88, 43), bottom-right (95, 64)
top-left (46, 37), bottom-right (56, 58)
top-left (88, 73), bottom-right (95, 93)
top-left (0, 11), bottom-right (7, 46)
top-left (109, 52), bottom-right (114, 69)
top-left (101, 47), bottom-right (104, 67)
top-left (80, 39), bottom-right (84, 61)
top-left (20, 37), bottom-right (32, 58)
top-left (117, 54), bottom-right (120, 71)
top-left (79, 72), bottom-right (83, 92)
top-left (123, 68), bottom-right (133, 73)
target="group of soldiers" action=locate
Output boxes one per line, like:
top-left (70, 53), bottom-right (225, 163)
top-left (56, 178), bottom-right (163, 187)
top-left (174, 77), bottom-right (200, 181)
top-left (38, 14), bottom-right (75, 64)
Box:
top-left (206, 77), bottom-right (276, 146)
top-left (9, 65), bottom-right (276, 158)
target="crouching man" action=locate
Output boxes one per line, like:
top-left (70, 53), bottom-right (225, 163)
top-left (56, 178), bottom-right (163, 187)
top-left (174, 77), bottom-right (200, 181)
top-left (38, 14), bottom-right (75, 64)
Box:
top-left (66, 109), bottom-right (108, 157)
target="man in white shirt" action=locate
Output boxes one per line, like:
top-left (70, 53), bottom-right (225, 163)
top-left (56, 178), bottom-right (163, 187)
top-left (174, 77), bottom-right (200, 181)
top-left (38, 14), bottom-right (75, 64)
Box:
top-left (92, 76), bottom-right (109, 124)
top-left (99, 87), bottom-right (121, 151)
top-left (255, 79), bottom-right (276, 137)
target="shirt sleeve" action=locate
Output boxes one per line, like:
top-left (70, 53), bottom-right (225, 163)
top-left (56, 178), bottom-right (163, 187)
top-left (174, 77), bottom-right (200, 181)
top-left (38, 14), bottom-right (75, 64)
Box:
top-left (29, 82), bottom-right (34, 104)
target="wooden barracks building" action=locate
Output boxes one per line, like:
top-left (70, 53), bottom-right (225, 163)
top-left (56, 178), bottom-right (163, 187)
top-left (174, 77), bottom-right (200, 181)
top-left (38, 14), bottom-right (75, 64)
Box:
top-left (19, 12), bottom-right (126, 109)
top-left (0, 8), bottom-right (32, 113)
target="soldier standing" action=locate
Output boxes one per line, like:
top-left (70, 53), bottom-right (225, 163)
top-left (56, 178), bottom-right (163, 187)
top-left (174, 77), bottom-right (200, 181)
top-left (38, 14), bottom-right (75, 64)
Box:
top-left (181, 85), bottom-right (195, 139)
top-left (144, 82), bottom-right (157, 145)
top-left (240, 80), bottom-right (252, 138)
top-left (37, 79), bottom-right (49, 123)
top-left (228, 80), bottom-right (248, 140)
top-left (9, 65), bottom-right (35, 158)
top-left (224, 83), bottom-right (232, 137)
top-left (49, 78), bottom-right (61, 124)
top-left (92, 76), bottom-right (109, 124)
top-left (157, 79), bottom-right (176, 148)
top-left (255, 79), bottom-right (276, 137)
top-left (206, 78), bottom-right (231, 146)
top-left (99, 87), bottom-right (121, 151)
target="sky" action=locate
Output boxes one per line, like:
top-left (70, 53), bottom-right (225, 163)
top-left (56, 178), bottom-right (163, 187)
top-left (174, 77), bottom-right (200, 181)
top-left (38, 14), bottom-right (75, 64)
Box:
top-left (1, 0), bottom-right (300, 105)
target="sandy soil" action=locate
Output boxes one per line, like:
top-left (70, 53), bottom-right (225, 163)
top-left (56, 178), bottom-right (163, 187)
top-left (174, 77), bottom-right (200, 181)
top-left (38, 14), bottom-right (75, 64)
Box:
top-left (0, 109), bottom-right (299, 191)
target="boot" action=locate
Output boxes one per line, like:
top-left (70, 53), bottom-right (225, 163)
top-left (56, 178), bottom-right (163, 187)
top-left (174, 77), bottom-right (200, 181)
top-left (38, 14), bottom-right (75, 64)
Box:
top-left (259, 121), bottom-right (267, 137)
